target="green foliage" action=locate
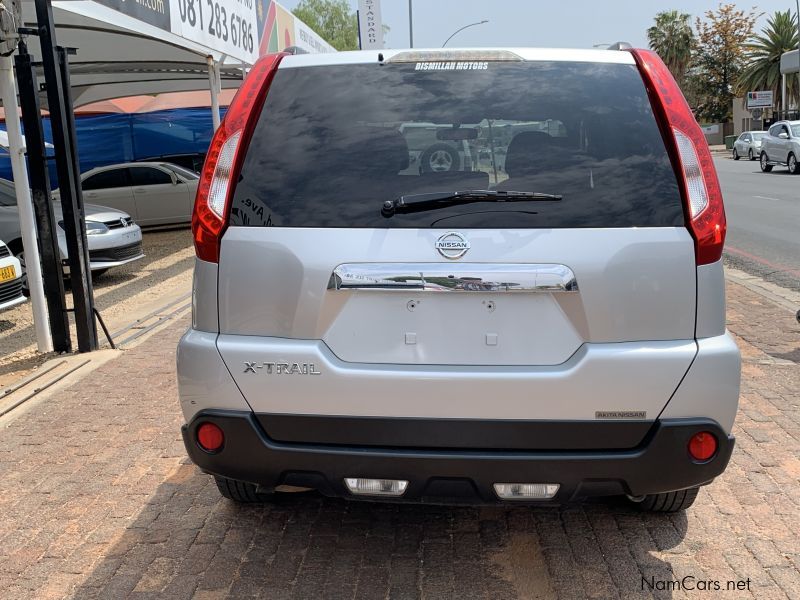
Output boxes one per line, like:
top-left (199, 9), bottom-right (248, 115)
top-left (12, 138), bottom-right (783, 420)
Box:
top-left (687, 4), bottom-right (758, 123)
top-left (736, 11), bottom-right (799, 111)
top-left (292, 0), bottom-right (359, 51)
top-left (647, 10), bottom-right (695, 86)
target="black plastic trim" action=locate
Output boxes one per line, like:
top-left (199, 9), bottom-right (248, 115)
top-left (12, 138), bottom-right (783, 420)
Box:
top-left (182, 410), bottom-right (735, 504)
top-left (255, 413), bottom-right (654, 451)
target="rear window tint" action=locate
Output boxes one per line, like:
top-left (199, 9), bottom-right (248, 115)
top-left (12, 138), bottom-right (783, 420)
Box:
top-left (231, 61), bottom-right (683, 229)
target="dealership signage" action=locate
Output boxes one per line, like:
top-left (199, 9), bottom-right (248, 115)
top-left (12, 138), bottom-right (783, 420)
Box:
top-left (91, 0), bottom-right (332, 64)
top-left (746, 90), bottom-right (773, 109)
top-left (358, 0), bottom-right (383, 49)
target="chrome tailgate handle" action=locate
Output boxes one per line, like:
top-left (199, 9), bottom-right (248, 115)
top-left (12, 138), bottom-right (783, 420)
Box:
top-left (328, 263), bottom-right (578, 293)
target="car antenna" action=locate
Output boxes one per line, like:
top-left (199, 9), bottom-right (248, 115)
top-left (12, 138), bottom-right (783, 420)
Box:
top-left (378, 52), bottom-right (384, 64)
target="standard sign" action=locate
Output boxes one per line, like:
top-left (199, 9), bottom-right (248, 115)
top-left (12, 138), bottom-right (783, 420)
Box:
top-left (358, 0), bottom-right (383, 50)
top-left (746, 90), bottom-right (773, 109)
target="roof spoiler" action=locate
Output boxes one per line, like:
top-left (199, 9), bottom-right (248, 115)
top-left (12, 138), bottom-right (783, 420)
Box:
top-left (607, 42), bottom-right (632, 50)
top-left (283, 46), bottom-right (309, 55)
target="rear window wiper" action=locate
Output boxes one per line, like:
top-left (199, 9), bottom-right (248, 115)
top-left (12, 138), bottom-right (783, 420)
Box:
top-left (381, 190), bottom-right (562, 217)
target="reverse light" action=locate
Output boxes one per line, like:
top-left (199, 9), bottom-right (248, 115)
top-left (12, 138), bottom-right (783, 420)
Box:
top-left (494, 483), bottom-right (560, 500)
top-left (629, 49), bottom-right (726, 266)
top-left (688, 431), bottom-right (717, 462)
top-left (196, 422), bottom-right (224, 453)
top-left (192, 52), bottom-right (287, 263)
top-left (344, 478), bottom-right (409, 496)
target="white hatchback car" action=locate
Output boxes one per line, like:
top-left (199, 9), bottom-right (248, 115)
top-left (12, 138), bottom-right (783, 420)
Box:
top-left (732, 131), bottom-right (766, 161)
top-left (0, 239), bottom-right (26, 311)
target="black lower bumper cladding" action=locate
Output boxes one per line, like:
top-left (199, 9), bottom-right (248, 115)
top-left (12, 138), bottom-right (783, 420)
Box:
top-left (182, 410), bottom-right (735, 504)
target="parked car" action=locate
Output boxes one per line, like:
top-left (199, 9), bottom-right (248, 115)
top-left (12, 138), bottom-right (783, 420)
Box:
top-left (178, 48), bottom-right (739, 513)
top-left (136, 153), bottom-right (206, 173)
top-left (0, 178), bottom-right (144, 282)
top-left (66, 162), bottom-right (199, 227)
top-left (732, 131), bottom-right (766, 161)
top-left (759, 120), bottom-right (800, 174)
top-left (0, 238), bottom-right (26, 311)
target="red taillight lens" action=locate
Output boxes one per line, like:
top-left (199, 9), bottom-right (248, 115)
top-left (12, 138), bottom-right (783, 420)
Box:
top-left (629, 49), bottom-right (726, 266)
top-left (688, 431), bottom-right (717, 462)
top-left (192, 53), bottom-right (287, 263)
top-left (197, 422), bottom-right (225, 452)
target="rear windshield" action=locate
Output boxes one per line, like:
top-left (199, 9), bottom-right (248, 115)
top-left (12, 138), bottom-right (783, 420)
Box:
top-left (231, 61), bottom-right (684, 228)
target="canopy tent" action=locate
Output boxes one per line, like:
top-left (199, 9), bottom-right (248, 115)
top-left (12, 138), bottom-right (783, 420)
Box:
top-left (0, 0), bottom-right (333, 353)
top-left (20, 3), bottom-right (245, 108)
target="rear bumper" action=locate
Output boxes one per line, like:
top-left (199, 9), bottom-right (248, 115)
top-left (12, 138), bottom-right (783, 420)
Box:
top-left (182, 410), bottom-right (734, 504)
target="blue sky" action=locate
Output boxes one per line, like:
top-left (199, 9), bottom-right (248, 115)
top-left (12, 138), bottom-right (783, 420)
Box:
top-left (280, 1), bottom-right (798, 49)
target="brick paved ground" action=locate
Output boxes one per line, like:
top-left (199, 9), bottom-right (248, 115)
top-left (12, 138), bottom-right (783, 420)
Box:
top-left (0, 278), bottom-right (797, 600)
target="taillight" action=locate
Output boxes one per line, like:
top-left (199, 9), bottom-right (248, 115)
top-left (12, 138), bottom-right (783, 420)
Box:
top-left (196, 422), bottom-right (224, 452)
top-left (688, 431), bottom-right (717, 462)
top-left (192, 53), bottom-right (287, 262)
top-left (629, 49), bottom-right (726, 265)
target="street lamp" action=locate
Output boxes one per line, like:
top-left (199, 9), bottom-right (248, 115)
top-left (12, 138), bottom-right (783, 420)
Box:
top-left (442, 20), bottom-right (489, 47)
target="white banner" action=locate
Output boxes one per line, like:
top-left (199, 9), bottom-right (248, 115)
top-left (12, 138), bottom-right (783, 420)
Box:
top-left (746, 90), bottom-right (773, 109)
top-left (170, 0), bottom-right (259, 63)
top-left (358, 0), bottom-right (383, 50)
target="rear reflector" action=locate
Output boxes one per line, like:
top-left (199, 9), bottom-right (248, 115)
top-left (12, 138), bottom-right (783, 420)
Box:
top-left (196, 422), bottom-right (224, 452)
top-left (688, 431), bottom-right (717, 462)
top-left (494, 483), bottom-right (560, 500)
top-left (344, 478), bottom-right (409, 496)
top-left (192, 52), bottom-right (286, 263)
top-left (629, 49), bottom-right (726, 266)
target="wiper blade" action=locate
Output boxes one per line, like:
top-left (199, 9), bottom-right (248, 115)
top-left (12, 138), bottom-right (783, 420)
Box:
top-left (381, 189), bottom-right (562, 217)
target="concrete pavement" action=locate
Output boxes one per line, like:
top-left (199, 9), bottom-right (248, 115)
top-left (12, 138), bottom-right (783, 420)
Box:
top-left (0, 275), bottom-right (798, 599)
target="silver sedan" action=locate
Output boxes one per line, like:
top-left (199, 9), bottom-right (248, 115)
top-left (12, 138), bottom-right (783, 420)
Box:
top-left (71, 162), bottom-right (199, 227)
top-left (732, 131), bottom-right (766, 161)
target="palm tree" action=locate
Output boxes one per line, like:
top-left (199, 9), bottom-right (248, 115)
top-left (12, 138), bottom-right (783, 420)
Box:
top-left (737, 11), bottom-right (799, 112)
top-left (647, 10), bottom-right (695, 85)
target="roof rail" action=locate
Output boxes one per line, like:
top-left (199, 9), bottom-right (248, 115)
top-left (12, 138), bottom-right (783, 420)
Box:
top-left (607, 42), bottom-right (632, 50)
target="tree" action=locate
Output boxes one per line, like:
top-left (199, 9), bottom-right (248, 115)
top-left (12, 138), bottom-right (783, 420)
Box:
top-left (292, 0), bottom-right (359, 51)
top-left (647, 10), bottom-right (695, 86)
top-left (736, 11), bottom-right (799, 113)
top-left (687, 4), bottom-right (758, 123)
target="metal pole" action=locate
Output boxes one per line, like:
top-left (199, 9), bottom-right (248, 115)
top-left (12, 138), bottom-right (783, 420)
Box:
top-left (442, 20), bottom-right (489, 48)
top-left (16, 41), bottom-right (71, 352)
top-left (35, 0), bottom-right (98, 352)
top-left (207, 56), bottom-right (220, 131)
top-left (796, 0), bottom-right (799, 114)
top-left (0, 54), bottom-right (52, 352)
top-left (408, 0), bottom-right (413, 48)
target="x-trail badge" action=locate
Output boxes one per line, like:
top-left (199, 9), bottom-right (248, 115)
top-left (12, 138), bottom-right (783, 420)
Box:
top-left (435, 232), bottom-right (470, 259)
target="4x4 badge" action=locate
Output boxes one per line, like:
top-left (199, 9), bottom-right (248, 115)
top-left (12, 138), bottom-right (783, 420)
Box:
top-left (435, 232), bottom-right (470, 259)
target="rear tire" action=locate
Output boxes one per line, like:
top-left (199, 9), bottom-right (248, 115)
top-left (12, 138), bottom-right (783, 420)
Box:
top-left (748, 148), bottom-right (754, 160)
top-left (732, 148), bottom-right (739, 160)
top-left (760, 152), bottom-right (773, 172)
top-left (788, 153), bottom-right (799, 175)
top-left (214, 475), bottom-right (274, 503)
top-left (630, 486), bottom-right (700, 513)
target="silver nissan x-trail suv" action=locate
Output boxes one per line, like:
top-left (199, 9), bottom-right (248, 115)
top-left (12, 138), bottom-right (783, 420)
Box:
top-left (178, 47), bottom-right (741, 512)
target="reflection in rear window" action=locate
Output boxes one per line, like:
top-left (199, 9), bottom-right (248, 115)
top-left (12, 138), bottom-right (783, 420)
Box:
top-left (231, 61), bottom-right (684, 228)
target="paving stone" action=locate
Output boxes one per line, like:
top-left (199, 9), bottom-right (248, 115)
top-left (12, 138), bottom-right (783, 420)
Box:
top-left (0, 280), bottom-right (797, 598)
